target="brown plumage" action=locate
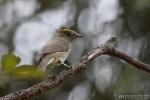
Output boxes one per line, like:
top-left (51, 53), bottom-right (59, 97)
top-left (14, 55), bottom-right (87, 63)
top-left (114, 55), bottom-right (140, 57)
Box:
top-left (36, 27), bottom-right (83, 72)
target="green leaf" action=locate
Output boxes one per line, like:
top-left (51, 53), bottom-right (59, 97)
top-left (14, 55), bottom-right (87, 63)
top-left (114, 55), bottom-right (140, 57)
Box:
top-left (1, 52), bottom-right (20, 73)
top-left (11, 65), bottom-right (46, 80)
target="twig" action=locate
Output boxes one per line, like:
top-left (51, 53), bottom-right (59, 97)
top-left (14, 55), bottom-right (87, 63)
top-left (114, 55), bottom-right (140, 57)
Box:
top-left (1, 37), bottom-right (150, 100)
top-left (106, 47), bottom-right (150, 73)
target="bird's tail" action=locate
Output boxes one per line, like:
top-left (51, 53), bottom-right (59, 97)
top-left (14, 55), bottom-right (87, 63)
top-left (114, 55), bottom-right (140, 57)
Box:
top-left (38, 56), bottom-right (54, 72)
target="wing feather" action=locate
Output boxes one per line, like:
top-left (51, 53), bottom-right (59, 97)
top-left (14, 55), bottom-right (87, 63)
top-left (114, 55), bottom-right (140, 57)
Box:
top-left (36, 38), bottom-right (69, 62)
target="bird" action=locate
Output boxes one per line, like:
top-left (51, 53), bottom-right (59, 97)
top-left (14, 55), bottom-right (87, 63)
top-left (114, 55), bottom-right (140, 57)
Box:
top-left (36, 27), bottom-right (83, 72)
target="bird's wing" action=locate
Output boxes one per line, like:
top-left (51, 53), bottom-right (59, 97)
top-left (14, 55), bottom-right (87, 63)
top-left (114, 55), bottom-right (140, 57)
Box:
top-left (36, 39), bottom-right (69, 62)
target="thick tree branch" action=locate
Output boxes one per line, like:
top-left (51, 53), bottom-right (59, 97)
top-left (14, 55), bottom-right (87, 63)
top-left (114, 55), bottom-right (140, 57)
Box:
top-left (1, 37), bottom-right (150, 100)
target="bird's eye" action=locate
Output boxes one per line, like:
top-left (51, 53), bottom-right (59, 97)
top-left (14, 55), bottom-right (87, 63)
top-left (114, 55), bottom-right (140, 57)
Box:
top-left (66, 32), bottom-right (71, 36)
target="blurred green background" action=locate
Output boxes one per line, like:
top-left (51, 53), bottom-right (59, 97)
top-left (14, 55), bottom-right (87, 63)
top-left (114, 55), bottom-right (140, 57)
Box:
top-left (0, 0), bottom-right (150, 100)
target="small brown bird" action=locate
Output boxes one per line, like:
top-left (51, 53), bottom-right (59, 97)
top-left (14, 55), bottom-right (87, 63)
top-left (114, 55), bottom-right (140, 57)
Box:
top-left (36, 27), bottom-right (83, 72)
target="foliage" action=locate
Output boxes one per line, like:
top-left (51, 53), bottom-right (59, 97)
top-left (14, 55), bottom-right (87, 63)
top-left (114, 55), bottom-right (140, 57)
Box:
top-left (1, 52), bottom-right (46, 80)
top-left (1, 52), bottom-right (20, 74)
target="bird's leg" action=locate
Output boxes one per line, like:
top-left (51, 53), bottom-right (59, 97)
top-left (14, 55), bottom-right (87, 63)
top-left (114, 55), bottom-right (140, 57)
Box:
top-left (62, 62), bottom-right (71, 69)
top-left (59, 60), bottom-right (72, 69)
top-left (57, 60), bottom-right (72, 69)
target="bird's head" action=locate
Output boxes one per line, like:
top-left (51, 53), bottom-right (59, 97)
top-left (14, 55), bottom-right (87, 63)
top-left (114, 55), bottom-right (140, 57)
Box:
top-left (55, 27), bottom-right (83, 41)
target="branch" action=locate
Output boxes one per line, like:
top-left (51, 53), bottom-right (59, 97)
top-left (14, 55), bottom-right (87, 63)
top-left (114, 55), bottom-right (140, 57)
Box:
top-left (106, 47), bottom-right (150, 73)
top-left (1, 37), bottom-right (150, 100)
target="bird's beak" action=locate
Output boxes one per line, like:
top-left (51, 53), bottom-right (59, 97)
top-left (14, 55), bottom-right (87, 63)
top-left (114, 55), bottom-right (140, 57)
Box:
top-left (77, 34), bottom-right (84, 37)
top-left (72, 31), bottom-right (84, 37)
